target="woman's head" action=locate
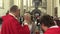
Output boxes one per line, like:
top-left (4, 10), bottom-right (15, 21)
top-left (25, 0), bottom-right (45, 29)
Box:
top-left (24, 12), bottom-right (31, 21)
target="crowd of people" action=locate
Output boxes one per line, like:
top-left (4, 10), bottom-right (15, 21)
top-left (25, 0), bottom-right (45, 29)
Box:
top-left (0, 5), bottom-right (60, 34)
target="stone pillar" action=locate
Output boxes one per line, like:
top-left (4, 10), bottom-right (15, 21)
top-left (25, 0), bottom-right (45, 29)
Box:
top-left (10, 0), bottom-right (14, 7)
top-left (14, 0), bottom-right (19, 6)
top-left (55, 0), bottom-right (60, 17)
top-left (20, 0), bottom-right (23, 16)
top-left (54, 0), bottom-right (60, 17)
top-left (28, 0), bottom-right (31, 11)
top-left (52, 0), bottom-right (55, 17)
top-left (26, 0), bottom-right (28, 12)
top-left (47, 0), bottom-right (54, 16)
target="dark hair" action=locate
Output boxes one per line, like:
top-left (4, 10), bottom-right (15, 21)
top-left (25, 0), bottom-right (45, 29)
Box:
top-left (55, 20), bottom-right (60, 26)
top-left (10, 5), bottom-right (18, 12)
top-left (40, 15), bottom-right (55, 28)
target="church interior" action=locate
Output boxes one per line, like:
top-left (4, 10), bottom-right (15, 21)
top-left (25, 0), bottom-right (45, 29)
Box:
top-left (0, 0), bottom-right (60, 34)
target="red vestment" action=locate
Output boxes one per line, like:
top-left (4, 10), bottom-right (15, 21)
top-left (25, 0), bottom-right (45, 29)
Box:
top-left (1, 14), bottom-right (30, 34)
top-left (44, 26), bottom-right (60, 34)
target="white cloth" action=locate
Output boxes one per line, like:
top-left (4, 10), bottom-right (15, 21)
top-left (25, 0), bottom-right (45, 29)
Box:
top-left (23, 20), bottom-right (32, 30)
top-left (49, 25), bottom-right (59, 28)
top-left (28, 24), bottom-right (32, 31)
top-left (9, 13), bottom-right (18, 20)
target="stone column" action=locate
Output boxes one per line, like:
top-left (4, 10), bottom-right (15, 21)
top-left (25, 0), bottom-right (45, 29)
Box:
top-left (52, 0), bottom-right (55, 17)
top-left (26, 0), bottom-right (28, 12)
top-left (55, 0), bottom-right (60, 17)
top-left (28, 0), bottom-right (31, 11)
top-left (20, 0), bottom-right (23, 16)
top-left (10, 0), bottom-right (14, 7)
top-left (14, 0), bottom-right (19, 6)
top-left (47, 0), bottom-right (54, 16)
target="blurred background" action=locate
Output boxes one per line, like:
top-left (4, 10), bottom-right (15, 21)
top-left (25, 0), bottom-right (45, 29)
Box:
top-left (0, 0), bottom-right (60, 17)
top-left (0, 0), bottom-right (60, 34)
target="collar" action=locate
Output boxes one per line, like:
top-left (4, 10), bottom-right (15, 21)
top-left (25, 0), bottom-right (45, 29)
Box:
top-left (9, 13), bottom-right (18, 20)
top-left (49, 25), bottom-right (59, 28)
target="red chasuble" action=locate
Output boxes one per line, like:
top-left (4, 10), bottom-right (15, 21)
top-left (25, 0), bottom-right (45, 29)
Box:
top-left (1, 14), bottom-right (30, 34)
top-left (44, 26), bottom-right (60, 34)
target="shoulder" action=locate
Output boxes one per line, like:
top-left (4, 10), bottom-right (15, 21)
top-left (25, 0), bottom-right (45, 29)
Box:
top-left (44, 28), bottom-right (60, 34)
top-left (44, 29), bottom-right (53, 34)
top-left (2, 14), bottom-right (15, 23)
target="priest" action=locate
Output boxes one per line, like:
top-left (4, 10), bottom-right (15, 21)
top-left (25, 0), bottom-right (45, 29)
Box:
top-left (1, 5), bottom-right (30, 34)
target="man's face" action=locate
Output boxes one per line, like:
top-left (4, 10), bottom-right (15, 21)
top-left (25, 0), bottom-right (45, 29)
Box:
top-left (16, 9), bottom-right (20, 17)
top-left (41, 23), bottom-right (45, 32)
top-left (41, 23), bottom-right (48, 32)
